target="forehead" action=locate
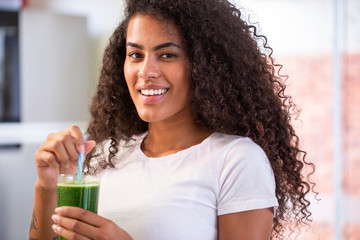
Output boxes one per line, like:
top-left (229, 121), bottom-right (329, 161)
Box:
top-left (126, 14), bottom-right (183, 43)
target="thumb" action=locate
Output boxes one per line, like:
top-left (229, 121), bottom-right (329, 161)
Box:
top-left (85, 140), bottom-right (96, 155)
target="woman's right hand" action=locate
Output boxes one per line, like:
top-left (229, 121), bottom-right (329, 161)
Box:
top-left (34, 125), bottom-right (96, 191)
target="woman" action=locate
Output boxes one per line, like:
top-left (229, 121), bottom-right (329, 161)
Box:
top-left (29, 0), bottom-right (315, 239)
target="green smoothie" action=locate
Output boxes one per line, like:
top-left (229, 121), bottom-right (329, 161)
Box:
top-left (57, 174), bottom-right (100, 240)
top-left (57, 182), bottom-right (100, 212)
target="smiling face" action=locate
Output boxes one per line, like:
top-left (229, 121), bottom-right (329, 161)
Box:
top-left (124, 14), bottom-right (191, 124)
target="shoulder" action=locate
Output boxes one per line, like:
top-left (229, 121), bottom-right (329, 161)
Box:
top-left (208, 132), bottom-right (267, 162)
top-left (211, 133), bottom-right (273, 188)
top-left (203, 132), bottom-right (271, 177)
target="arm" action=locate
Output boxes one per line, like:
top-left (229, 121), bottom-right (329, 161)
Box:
top-left (29, 181), bottom-right (58, 239)
top-left (29, 126), bottom-right (132, 240)
top-left (218, 208), bottom-right (274, 240)
top-left (29, 126), bottom-right (94, 239)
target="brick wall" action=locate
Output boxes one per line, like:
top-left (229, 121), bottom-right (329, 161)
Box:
top-left (277, 54), bottom-right (360, 239)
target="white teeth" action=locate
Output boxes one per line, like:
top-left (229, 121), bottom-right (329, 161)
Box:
top-left (141, 89), bottom-right (167, 96)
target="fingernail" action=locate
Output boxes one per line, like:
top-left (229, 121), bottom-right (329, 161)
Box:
top-left (55, 207), bottom-right (62, 213)
top-left (51, 214), bottom-right (59, 222)
top-left (79, 144), bottom-right (85, 154)
top-left (89, 140), bottom-right (97, 147)
top-left (52, 224), bottom-right (60, 232)
top-left (64, 163), bottom-right (70, 169)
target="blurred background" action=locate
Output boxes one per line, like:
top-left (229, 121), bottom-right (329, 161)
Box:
top-left (0, 0), bottom-right (359, 239)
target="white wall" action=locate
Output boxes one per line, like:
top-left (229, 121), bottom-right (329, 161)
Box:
top-left (238, 0), bottom-right (360, 56)
top-left (0, 0), bottom-right (22, 10)
top-left (237, 0), bottom-right (333, 56)
top-left (27, 0), bottom-right (125, 37)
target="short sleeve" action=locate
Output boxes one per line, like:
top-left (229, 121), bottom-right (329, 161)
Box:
top-left (217, 138), bottom-right (278, 216)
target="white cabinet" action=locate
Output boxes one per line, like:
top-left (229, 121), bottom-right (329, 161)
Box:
top-left (20, 8), bottom-right (91, 123)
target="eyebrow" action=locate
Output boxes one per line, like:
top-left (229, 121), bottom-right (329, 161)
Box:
top-left (126, 42), bottom-right (182, 51)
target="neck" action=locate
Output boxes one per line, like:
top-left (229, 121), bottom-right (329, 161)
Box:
top-left (142, 109), bottom-right (212, 157)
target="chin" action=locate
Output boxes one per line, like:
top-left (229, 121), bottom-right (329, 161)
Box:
top-left (136, 107), bottom-right (168, 123)
top-left (138, 114), bottom-right (160, 123)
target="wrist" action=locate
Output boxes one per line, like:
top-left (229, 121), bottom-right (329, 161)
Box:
top-left (35, 179), bottom-right (57, 194)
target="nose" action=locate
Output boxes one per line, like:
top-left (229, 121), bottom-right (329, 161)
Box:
top-left (138, 56), bottom-right (160, 80)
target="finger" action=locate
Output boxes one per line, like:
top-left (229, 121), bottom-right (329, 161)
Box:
top-left (43, 140), bottom-right (72, 169)
top-left (62, 134), bottom-right (80, 162)
top-left (46, 132), bottom-right (56, 141)
top-left (68, 125), bottom-right (85, 153)
top-left (52, 223), bottom-right (90, 240)
top-left (35, 149), bottom-right (60, 168)
top-left (53, 214), bottom-right (101, 239)
top-left (85, 141), bottom-right (96, 155)
top-left (55, 207), bottom-right (106, 227)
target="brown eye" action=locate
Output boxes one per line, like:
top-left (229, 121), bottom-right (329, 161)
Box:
top-left (129, 52), bottom-right (143, 59)
top-left (160, 53), bottom-right (176, 59)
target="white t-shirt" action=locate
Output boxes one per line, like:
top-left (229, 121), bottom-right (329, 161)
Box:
top-left (98, 132), bottom-right (278, 240)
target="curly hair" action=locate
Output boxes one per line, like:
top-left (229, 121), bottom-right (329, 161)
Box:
top-left (84, 0), bottom-right (316, 238)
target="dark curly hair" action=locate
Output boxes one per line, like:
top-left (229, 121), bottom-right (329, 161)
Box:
top-left (84, 0), bottom-right (316, 238)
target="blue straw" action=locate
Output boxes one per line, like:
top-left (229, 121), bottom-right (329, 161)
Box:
top-left (77, 135), bottom-right (86, 182)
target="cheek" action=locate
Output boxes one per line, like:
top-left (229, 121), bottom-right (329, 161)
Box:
top-left (124, 61), bottom-right (136, 88)
top-left (123, 60), bottom-right (130, 81)
top-left (123, 64), bottom-right (138, 104)
top-left (175, 66), bottom-right (190, 94)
